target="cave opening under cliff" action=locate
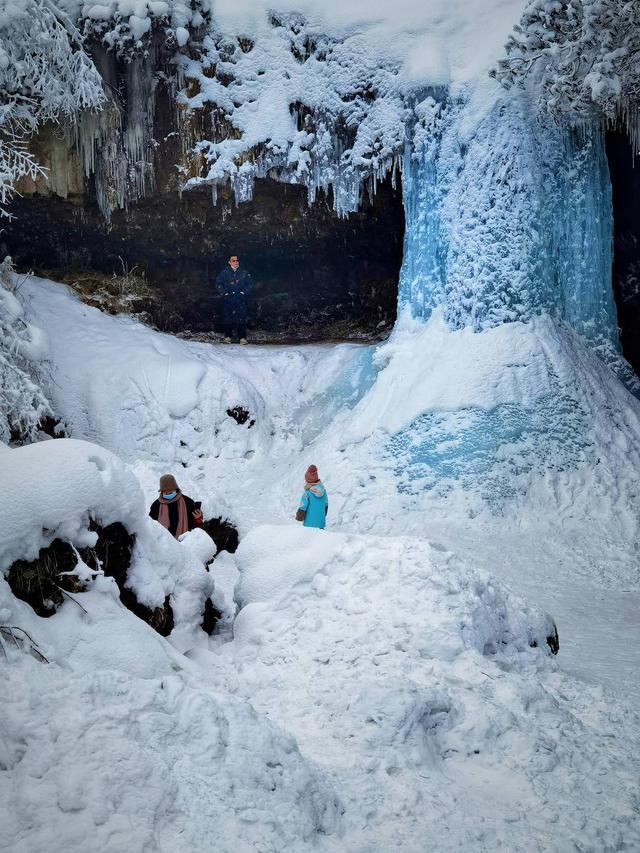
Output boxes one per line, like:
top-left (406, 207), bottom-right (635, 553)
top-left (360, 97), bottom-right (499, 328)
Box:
top-left (606, 130), bottom-right (640, 376)
top-left (3, 174), bottom-right (405, 343)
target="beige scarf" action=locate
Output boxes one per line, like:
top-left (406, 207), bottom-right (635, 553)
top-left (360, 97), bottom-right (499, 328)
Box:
top-left (304, 480), bottom-right (325, 497)
top-left (158, 492), bottom-right (189, 538)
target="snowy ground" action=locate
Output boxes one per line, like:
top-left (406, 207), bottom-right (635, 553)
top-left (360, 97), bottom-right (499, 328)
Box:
top-left (23, 275), bottom-right (640, 693)
top-left (2, 275), bottom-right (640, 850)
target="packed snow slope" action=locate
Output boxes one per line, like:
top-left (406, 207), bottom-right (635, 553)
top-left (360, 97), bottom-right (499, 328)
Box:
top-left (0, 554), bottom-right (339, 852)
top-left (24, 275), bottom-right (640, 582)
top-left (1, 273), bottom-right (639, 851)
top-left (18, 275), bottom-right (640, 684)
top-left (204, 525), bottom-right (639, 851)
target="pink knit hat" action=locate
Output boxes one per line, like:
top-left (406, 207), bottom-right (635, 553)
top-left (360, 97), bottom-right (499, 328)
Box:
top-left (305, 464), bottom-right (320, 484)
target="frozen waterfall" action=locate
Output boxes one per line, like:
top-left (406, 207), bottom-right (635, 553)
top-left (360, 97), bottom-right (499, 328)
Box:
top-left (399, 91), bottom-right (619, 358)
top-left (369, 89), bottom-right (640, 510)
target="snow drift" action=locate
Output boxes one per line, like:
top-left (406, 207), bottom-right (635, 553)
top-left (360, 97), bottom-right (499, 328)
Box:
top-left (0, 438), bottom-right (217, 648)
top-left (202, 525), bottom-right (638, 851)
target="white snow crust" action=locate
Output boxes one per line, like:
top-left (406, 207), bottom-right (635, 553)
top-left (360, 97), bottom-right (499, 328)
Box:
top-left (0, 576), bottom-right (339, 852)
top-left (212, 0), bottom-right (528, 87)
top-left (203, 524), bottom-right (638, 851)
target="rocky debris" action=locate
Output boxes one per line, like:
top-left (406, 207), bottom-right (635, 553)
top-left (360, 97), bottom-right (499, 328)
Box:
top-left (7, 538), bottom-right (86, 617)
top-left (546, 625), bottom-right (560, 655)
top-left (54, 267), bottom-right (155, 320)
top-left (201, 517), bottom-right (240, 555)
top-left (5, 515), bottom-right (238, 638)
top-left (529, 624), bottom-right (560, 655)
top-left (200, 597), bottom-right (222, 635)
top-left (5, 521), bottom-right (176, 637)
top-left (83, 521), bottom-right (176, 637)
top-left (82, 521), bottom-right (135, 591)
top-left (226, 406), bottom-right (255, 427)
top-left (197, 515), bottom-right (239, 633)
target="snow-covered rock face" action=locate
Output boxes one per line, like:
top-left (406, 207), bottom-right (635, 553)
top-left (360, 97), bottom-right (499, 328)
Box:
top-left (6, 0), bottom-right (637, 369)
top-left (6, 0), bottom-right (527, 220)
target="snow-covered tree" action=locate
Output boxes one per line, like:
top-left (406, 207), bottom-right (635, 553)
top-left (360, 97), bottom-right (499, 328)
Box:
top-left (0, 257), bottom-right (53, 443)
top-left (492, 0), bottom-right (640, 134)
top-left (0, 0), bottom-right (106, 216)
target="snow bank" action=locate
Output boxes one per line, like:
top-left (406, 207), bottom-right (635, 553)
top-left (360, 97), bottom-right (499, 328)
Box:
top-left (0, 445), bottom-right (340, 852)
top-left (234, 525), bottom-right (557, 657)
top-left (217, 525), bottom-right (639, 851)
top-left (0, 573), bottom-right (339, 853)
top-left (5, 275), bottom-right (640, 850)
top-left (21, 275), bottom-right (640, 585)
top-left (1, 438), bottom-right (216, 645)
top-left (21, 276), bottom-right (357, 533)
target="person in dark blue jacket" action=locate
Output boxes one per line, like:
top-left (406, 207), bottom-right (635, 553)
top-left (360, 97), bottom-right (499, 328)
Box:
top-left (215, 254), bottom-right (253, 344)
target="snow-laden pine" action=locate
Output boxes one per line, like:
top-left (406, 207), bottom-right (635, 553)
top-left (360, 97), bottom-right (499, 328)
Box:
top-left (493, 0), bottom-right (640, 147)
top-left (0, 0), bottom-right (104, 215)
top-left (0, 258), bottom-right (52, 442)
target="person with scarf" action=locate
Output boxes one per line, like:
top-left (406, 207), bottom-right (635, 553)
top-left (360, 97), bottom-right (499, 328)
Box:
top-left (295, 464), bottom-right (328, 529)
top-left (149, 474), bottom-right (203, 538)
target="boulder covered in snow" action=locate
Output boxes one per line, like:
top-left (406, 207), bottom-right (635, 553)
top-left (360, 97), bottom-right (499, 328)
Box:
top-left (2, 438), bottom-right (215, 647)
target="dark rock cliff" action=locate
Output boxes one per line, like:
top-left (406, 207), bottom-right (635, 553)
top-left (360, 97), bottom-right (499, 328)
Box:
top-left (607, 131), bottom-right (640, 375)
top-left (4, 177), bottom-right (403, 340)
top-left (1, 37), bottom-right (404, 341)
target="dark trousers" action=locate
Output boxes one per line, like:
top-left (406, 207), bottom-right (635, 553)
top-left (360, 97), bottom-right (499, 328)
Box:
top-left (223, 319), bottom-right (246, 340)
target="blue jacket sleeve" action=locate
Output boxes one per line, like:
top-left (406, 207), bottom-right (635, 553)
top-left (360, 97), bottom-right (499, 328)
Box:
top-left (241, 270), bottom-right (253, 295)
top-left (216, 269), bottom-right (228, 296)
top-left (299, 492), bottom-right (309, 511)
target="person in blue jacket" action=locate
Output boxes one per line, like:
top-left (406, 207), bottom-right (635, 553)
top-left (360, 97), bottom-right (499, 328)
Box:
top-left (296, 464), bottom-right (328, 529)
top-left (215, 254), bottom-right (253, 343)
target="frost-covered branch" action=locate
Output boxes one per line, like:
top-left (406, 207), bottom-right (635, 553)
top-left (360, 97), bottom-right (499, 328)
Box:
top-left (0, 0), bottom-right (106, 215)
top-left (0, 257), bottom-right (53, 444)
top-left (492, 0), bottom-right (640, 138)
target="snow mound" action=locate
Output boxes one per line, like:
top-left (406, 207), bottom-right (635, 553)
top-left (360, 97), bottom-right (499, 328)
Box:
top-left (234, 524), bottom-right (557, 658)
top-left (216, 525), bottom-right (639, 850)
top-left (1, 438), bottom-right (215, 646)
top-left (0, 574), bottom-right (339, 853)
